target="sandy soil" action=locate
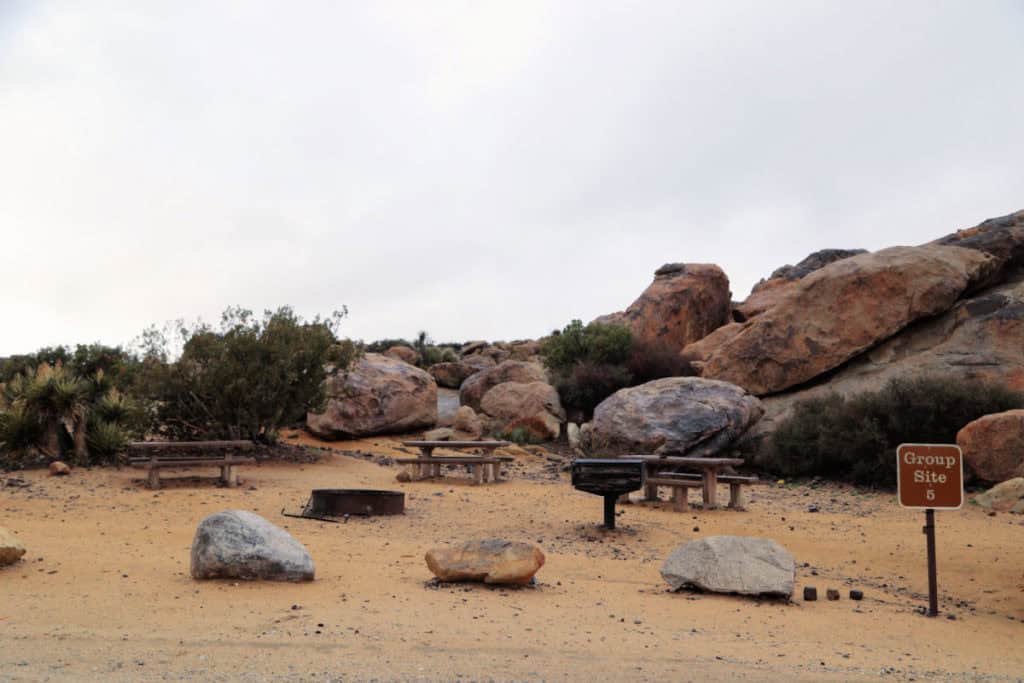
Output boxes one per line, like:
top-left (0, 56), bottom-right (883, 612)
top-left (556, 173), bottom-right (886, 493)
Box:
top-left (2, 434), bottom-right (1023, 682)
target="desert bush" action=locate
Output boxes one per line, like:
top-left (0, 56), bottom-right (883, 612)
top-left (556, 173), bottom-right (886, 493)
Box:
top-left (625, 339), bottom-right (697, 385)
top-left (554, 361), bottom-right (632, 419)
top-left (767, 376), bottom-right (1024, 487)
top-left (137, 306), bottom-right (357, 442)
top-left (541, 320), bottom-right (632, 376)
top-left (543, 319), bottom-right (698, 420)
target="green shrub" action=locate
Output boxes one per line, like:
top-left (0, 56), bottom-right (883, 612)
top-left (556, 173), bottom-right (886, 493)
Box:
top-left (767, 376), bottom-right (1024, 487)
top-left (543, 319), bottom-right (699, 420)
top-left (541, 320), bottom-right (632, 376)
top-left (138, 306), bottom-right (357, 442)
top-left (85, 419), bottom-right (129, 460)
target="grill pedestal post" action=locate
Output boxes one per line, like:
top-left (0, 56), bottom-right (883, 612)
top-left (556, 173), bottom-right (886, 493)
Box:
top-left (603, 495), bottom-right (617, 530)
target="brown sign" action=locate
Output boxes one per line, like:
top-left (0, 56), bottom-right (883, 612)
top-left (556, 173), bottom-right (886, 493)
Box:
top-left (897, 443), bottom-right (963, 509)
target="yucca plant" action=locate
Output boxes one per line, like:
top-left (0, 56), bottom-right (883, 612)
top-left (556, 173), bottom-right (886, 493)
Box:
top-left (21, 363), bottom-right (87, 458)
top-left (0, 403), bottom-right (43, 454)
top-left (85, 418), bottom-right (129, 462)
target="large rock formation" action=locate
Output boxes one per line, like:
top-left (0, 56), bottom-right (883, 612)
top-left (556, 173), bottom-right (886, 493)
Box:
top-left (425, 539), bottom-right (545, 585)
top-left (594, 263), bottom-right (731, 350)
top-left (700, 245), bottom-right (998, 395)
top-left (660, 536), bottom-right (794, 597)
top-left (957, 410), bottom-right (1024, 482)
top-left (190, 510), bottom-right (315, 581)
top-left (589, 377), bottom-right (763, 456)
top-left (459, 360), bottom-right (547, 412)
top-left (736, 249), bottom-right (867, 320)
top-left (746, 269), bottom-right (1024, 454)
top-left (933, 209), bottom-right (1024, 276)
top-left (0, 527), bottom-right (26, 566)
top-left (307, 353), bottom-right (437, 439)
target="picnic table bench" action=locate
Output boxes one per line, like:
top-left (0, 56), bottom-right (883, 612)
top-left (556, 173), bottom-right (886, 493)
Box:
top-left (128, 440), bottom-right (256, 490)
top-left (398, 440), bottom-right (513, 485)
top-left (635, 456), bottom-right (758, 510)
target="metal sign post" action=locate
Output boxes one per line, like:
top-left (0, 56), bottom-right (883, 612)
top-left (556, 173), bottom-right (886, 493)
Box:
top-left (896, 443), bottom-right (964, 618)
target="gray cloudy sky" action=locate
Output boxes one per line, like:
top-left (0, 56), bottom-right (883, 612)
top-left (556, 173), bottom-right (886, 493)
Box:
top-left (1, 1), bottom-right (1022, 356)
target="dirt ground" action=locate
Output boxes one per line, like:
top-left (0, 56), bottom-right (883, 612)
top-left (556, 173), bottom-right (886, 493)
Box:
top-left (2, 434), bottom-right (1023, 682)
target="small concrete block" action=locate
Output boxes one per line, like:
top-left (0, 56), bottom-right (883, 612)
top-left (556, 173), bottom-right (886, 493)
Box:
top-left (803, 586), bottom-right (818, 601)
top-left (849, 589), bottom-right (864, 601)
top-left (826, 588), bottom-right (840, 601)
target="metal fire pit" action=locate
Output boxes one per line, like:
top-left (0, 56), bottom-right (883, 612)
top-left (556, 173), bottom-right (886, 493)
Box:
top-left (308, 489), bottom-right (405, 516)
top-left (283, 489), bottom-right (405, 521)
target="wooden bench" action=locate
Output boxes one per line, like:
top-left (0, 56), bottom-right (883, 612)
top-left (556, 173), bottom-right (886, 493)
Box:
top-left (128, 441), bottom-right (256, 490)
top-left (645, 472), bottom-right (760, 510)
top-left (399, 441), bottom-right (513, 485)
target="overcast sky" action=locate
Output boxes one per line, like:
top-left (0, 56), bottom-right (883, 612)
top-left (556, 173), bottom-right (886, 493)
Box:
top-left (1, 1), bottom-right (1022, 355)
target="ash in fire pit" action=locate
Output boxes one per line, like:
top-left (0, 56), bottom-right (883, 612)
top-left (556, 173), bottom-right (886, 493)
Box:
top-left (285, 489), bottom-right (405, 521)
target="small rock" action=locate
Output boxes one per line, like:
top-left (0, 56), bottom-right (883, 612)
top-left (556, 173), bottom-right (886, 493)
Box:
top-left (0, 527), bottom-right (27, 566)
top-left (807, 504), bottom-right (819, 513)
top-left (396, 471), bottom-right (412, 483)
top-left (850, 589), bottom-right (864, 601)
top-left (48, 461), bottom-right (71, 476)
top-left (826, 588), bottom-right (840, 601)
top-left (804, 586), bottom-right (818, 601)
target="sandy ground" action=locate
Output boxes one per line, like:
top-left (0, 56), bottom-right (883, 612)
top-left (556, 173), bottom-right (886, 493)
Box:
top-left (2, 434), bottom-right (1023, 682)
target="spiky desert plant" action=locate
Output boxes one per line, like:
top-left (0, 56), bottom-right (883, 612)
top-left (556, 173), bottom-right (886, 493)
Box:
top-left (84, 418), bottom-right (129, 461)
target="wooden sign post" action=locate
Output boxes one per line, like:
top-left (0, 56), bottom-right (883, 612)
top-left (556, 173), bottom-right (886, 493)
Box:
top-left (896, 443), bottom-right (964, 617)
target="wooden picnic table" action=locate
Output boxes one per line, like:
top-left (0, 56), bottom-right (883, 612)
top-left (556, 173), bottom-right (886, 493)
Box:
top-left (127, 440), bottom-right (256, 489)
top-left (635, 456), bottom-right (745, 509)
top-left (399, 440), bottom-right (513, 485)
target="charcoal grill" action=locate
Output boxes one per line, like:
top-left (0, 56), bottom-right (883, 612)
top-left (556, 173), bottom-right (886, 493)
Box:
top-left (571, 458), bottom-right (644, 529)
top-left (283, 489), bottom-right (405, 521)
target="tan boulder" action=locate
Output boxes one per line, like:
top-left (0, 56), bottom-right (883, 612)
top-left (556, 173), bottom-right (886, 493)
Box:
top-left (307, 354), bottom-right (437, 439)
top-left (429, 354), bottom-right (496, 389)
top-left (48, 461), bottom-right (71, 476)
top-left (422, 427), bottom-right (454, 441)
top-left (680, 322), bottom-right (744, 369)
top-left (745, 270), bottom-right (1024, 455)
top-left (736, 249), bottom-right (867, 320)
top-left (594, 263), bottom-right (731, 351)
top-left (452, 406), bottom-right (483, 440)
top-left (480, 381), bottom-right (565, 440)
top-left (502, 413), bottom-right (562, 442)
top-left (384, 345), bottom-right (420, 365)
top-left (425, 539), bottom-right (545, 585)
top-left (957, 410), bottom-right (1024, 482)
top-left (459, 360), bottom-right (548, 412)
top-left (0, 527), bottom-right (26, 566)
top-left (972, 477), bottom-right (1024, 513)
top-left (700, 245), bottom-right (998, 395)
